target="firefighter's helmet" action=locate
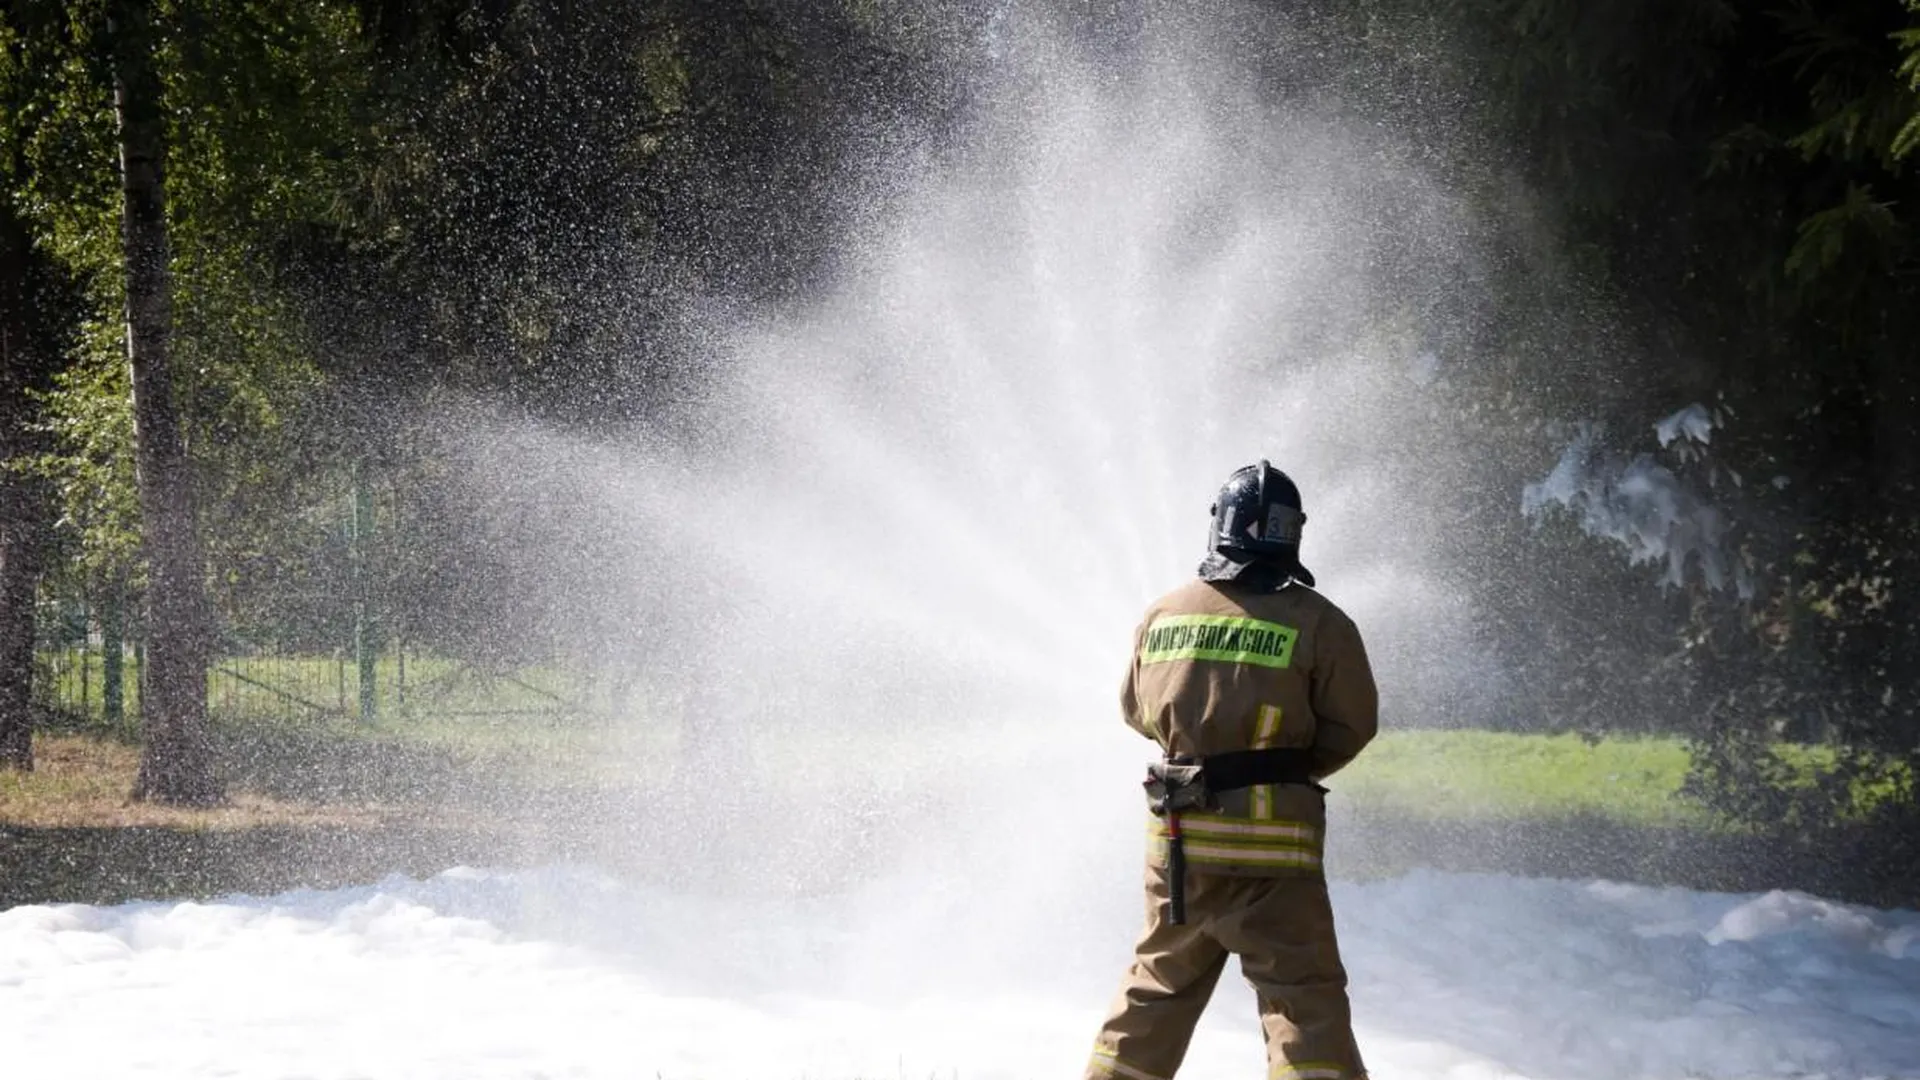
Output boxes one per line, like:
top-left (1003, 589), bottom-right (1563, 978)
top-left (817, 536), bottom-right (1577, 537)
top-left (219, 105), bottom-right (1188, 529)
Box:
top-left (1207, 459), bottom-right (1308, 565)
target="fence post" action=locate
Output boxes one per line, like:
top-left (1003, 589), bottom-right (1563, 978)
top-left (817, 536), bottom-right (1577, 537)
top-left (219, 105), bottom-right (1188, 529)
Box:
top-left (351, 463), bottom-right (376, 723)
top-left (79, 604), bottom-right (90, 717)
top-left (102, 581), bottom-right (124, 727)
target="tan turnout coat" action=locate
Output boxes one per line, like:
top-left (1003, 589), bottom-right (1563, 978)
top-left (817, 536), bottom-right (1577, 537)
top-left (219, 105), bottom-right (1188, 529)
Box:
top-left (1123, 578), bottom-right (1378, 876)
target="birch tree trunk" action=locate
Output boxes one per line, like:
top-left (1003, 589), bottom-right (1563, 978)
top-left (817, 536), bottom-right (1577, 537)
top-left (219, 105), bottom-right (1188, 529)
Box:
top-left (110, 0), bottom-right (220, 804)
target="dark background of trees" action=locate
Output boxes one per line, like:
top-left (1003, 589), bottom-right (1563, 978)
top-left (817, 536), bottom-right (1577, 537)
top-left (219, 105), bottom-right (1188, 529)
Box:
top-left (2, 0), bottom-right (1917, 870)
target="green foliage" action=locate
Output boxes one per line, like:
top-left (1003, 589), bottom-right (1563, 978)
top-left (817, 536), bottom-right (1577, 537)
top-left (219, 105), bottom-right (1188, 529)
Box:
top-left (1681, 728), bottom-right (1916, 830)
top-left (28, 323), bottom-right (139, 587)
top-left (1389, 0), bottom-right (1920, 839)
top-left (1783, 181), bottom-right (1899, 284)
top-left (0, 6), bottom-right (120, 277)
top-left (6, 0), bottom-right (970, 662)
top-left (164, 0), bottom-right (368, 234)
top-left (1895, 1), bottom-right (1920, 157)
top-left (4, 0), bottom-right (371, 619)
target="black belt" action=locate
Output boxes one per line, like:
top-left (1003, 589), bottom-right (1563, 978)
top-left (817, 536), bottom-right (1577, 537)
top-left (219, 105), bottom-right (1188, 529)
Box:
top-left (1144, 747), bottom-right (1318, 926)
top-left (1144, 747), bottom-right (1316, 814)
top-left (1180, 747), bottom-right (1316, 791)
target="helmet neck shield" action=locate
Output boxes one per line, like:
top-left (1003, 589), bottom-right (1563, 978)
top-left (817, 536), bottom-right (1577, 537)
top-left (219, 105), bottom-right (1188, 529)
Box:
top-left (1200, 459), bottom-right (1313, 590)
top-left (1197, 550), bottom-right (1315, 591)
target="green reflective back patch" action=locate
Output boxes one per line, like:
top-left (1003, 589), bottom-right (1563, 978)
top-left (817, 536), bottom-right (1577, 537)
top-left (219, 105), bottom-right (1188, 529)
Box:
top-left (1139, 614), bottom-right (1298, 669)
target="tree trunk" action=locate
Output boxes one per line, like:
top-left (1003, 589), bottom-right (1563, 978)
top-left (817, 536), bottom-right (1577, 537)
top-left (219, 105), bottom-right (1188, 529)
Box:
top-left (110, 0), bottom-right (220, 805)
top-left (0, 205), bottom-right (49, 771)
top-left (0, 459), bottom-right (43, 770)
top-left (0, 522), bottom-right (38, 770)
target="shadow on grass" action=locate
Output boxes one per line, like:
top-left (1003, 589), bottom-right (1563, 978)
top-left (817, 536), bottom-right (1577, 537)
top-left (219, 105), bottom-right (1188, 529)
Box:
top-left (1333, 806), bottom-right (1920, 910)
top-left (208, 719), bottom-right (632, 812)
top-left (212, 724), bottom-right (486, 805)
top-left (16, 811), bottom-right (1913, 913)
top-left (0, 822), bottom-right (503, 908)
top-left (0, 721), bottom-right (636, 907)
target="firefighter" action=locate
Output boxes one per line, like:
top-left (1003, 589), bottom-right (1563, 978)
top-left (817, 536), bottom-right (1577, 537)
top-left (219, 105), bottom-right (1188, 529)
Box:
top-left (1084, 460), bottom-right (1378, 1080)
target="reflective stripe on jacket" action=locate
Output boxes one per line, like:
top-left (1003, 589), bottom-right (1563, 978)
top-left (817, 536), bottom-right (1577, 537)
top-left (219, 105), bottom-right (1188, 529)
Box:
top-left (1123, 579), bottom-right (1378, 877)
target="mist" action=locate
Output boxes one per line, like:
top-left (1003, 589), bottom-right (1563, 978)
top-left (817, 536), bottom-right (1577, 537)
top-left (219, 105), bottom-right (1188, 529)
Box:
top-left (332, 5), bottom-right (1576, 996)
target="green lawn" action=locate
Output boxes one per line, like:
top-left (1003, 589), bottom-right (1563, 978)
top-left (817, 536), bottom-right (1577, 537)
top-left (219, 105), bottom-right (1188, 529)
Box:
top-left (272, 721), bottom-right (1711, 823)
top-left (29, 649), bottom-right (1906, 836)
top-left (1334, 730), bottom-right (1703, 826)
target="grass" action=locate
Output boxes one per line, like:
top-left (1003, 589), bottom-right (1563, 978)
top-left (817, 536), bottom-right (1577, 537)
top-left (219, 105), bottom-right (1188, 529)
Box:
top-left (5, 723), bottom-right (1916, 908)
top-left (1335, 729), bottom-right (1916, 829)
top-left (3, 723), bottom-right (1708, 829)
top-left (0, 720), bottom-right (669, 908)
top-left (7, 724), bottom-right (1706, 833)
top-left (14, 720), bottom-right (1888, 834)
top-left (4, 697), bottom-right (664, 832)
top-left (28, 639), bottom-right (1898, 835)
top-left (1336, 730), bottom-right (1703, 826)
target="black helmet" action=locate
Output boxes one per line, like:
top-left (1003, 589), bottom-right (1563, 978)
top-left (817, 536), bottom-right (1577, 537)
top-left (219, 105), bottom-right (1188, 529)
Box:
top-left (1201, 460), bottom-right (1313, 587)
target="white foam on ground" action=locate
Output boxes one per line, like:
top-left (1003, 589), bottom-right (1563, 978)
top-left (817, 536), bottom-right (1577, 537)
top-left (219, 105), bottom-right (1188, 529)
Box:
top-left (3, 866), bottom-right (1917, 1079)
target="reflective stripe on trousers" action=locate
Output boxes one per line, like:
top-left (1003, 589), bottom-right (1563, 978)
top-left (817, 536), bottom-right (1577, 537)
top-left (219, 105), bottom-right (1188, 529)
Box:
top-left (1088, 1045), bottom-right (1170, 1080)
top-left (1148, 812), bottom-right (1323, 871)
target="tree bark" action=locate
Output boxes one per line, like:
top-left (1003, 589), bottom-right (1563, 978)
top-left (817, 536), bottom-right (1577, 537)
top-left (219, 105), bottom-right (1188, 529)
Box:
top-left (110, 0), bottom-right (220, 804)
top-left (0, 205), bottom-right (50, 771)
top-left (0, 513), bottom-right (38, 770)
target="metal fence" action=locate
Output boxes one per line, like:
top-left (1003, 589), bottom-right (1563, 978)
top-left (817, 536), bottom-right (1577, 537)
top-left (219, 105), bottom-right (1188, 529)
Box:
top-left (28, 471), bottom-right (621, 729)
top-left (33, 628), bottom-right (612, 729)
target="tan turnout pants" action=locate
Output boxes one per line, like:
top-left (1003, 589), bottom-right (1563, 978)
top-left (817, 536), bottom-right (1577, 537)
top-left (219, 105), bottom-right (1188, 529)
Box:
top-left (1084, 863), bottom-right (1365, 1080)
